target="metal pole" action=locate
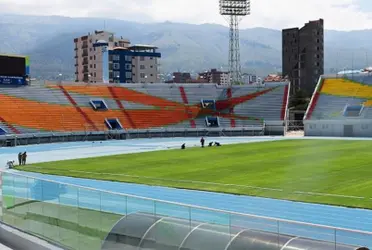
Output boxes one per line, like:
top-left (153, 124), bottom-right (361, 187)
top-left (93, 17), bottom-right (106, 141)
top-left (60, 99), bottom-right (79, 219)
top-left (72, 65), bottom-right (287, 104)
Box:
top-left (228, 15), bottom-right (242, 85)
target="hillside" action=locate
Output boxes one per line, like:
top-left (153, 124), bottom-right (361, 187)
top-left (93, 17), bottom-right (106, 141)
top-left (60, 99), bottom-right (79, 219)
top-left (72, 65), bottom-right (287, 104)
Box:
top-left (1, 14), bottom-right (372, 80)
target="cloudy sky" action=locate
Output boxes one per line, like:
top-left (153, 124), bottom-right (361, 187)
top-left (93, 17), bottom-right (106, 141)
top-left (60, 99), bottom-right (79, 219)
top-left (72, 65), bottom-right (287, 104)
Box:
top-left (0, 0), bottom-right (371, 30)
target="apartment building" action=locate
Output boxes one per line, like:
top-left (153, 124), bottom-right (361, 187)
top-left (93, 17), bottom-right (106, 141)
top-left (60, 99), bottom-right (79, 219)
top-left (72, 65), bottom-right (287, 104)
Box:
top-left (282, 19), bottom-right (324, 96)
top-left (74, 30), bottom-right (130, 82)
top-left (130, 45), bottom-right (160, 83)
top-left (198, 68), bottom-right (231, 85)
top-left (74, 31), bottom-right (160, 83)
top-left (165, 72), bottom-right (192, 83)
top-left (165, 72), bottom-right (209, 83)
top-left (242, 73), bottom-right (257, 84)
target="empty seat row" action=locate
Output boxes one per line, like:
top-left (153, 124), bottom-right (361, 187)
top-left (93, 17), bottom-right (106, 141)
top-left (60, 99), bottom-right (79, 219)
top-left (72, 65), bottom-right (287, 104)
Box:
top-left (306, 76), bottom-right (372, 120)
top-left (0, 82), bottom-right (289, 134)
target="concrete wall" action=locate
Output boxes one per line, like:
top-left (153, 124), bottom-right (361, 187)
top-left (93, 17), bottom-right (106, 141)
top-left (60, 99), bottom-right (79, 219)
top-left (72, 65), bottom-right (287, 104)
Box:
top-left (0, 127), bottom-right (269, 147)
top-left (304, 120), bottom-right (372, 137)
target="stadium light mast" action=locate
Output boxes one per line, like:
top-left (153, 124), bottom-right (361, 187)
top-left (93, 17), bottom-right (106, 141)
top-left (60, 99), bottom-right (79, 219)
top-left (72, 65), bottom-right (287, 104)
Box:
top-left (219, 0), bottom-right (250, 85)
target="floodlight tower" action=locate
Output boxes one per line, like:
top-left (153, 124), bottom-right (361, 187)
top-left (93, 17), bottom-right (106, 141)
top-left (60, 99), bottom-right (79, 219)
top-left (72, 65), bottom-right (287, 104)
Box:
top-left (219, 0), bottom-right (250, 85)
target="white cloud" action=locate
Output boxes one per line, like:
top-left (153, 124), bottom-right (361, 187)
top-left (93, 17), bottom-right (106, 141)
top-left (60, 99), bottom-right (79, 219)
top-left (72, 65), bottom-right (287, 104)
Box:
top-left (0, 0), bottom-right (372, 30)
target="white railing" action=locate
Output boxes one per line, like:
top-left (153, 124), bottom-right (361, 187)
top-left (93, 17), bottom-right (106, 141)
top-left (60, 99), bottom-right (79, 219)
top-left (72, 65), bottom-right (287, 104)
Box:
top-left (0, 170), bottom-right (371, 250)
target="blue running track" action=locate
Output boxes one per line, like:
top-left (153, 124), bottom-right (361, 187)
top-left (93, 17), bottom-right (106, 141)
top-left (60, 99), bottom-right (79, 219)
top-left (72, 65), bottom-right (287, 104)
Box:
top-left (1, 137), bottom-right (372, 247)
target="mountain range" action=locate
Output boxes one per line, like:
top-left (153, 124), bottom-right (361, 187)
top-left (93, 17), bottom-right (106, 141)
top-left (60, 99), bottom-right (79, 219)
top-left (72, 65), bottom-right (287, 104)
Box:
top-left (1, 14), bottom-right (372, 80)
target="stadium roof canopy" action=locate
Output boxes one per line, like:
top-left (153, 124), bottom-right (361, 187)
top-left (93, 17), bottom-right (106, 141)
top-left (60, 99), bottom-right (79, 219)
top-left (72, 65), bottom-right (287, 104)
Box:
top-left (101, 212), bottom-right (362, 250)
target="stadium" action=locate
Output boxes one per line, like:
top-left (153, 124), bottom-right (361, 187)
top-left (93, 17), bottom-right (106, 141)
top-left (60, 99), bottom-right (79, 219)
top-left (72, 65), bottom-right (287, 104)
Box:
top-left (0, 48), bottom-right (372, 250)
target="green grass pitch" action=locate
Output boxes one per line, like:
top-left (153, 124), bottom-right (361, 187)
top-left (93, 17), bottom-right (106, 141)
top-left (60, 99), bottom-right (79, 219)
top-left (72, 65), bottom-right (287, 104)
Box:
top-left (17, 139), bottom-right (372, 209)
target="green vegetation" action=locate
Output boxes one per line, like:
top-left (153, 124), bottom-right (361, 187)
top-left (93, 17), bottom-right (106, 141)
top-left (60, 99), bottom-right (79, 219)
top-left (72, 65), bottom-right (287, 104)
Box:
top-left (18, 139), bottom-right (372, 209)
top-left (289, 89), bottom-right (311, 109)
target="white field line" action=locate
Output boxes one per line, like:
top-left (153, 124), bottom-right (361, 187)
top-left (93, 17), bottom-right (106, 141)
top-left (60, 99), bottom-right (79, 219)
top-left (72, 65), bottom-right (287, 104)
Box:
top-left (29, 167), bottom-right (283, 192)
top-left (293, 191), bottom-right (366, 200)
top-left (28, 167), bottom-right (372, 200)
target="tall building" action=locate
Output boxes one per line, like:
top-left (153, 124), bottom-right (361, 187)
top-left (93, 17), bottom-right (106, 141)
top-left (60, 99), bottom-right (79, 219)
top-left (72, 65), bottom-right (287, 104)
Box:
top-left (282, 19), bottom-right (324, 96)
top-left (198, 68), bottom-right (231, 85)
top-left (74, 31), bottom-right (161, 83)
top-left (129, 45), bottom-right (160, 83)
top-left (74, 31), bottom-right (129, 82)
top-left (242, 73), bottom-right (257, 84)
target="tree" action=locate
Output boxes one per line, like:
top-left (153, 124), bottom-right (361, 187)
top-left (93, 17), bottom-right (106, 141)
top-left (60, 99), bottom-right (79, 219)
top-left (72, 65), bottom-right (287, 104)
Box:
top-left (289, 89), bottom-right (310, 111)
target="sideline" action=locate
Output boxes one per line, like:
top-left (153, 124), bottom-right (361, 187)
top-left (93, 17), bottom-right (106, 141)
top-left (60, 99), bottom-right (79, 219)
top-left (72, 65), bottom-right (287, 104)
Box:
top-left (24, 167), bottom-right (372, 201)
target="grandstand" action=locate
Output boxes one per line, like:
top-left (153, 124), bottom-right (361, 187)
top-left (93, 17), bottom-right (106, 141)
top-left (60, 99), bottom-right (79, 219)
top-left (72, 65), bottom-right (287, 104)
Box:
top-left (0, 81), bottom-right (289, 143)
top-left (3, 81), bottom-right (372, 250)
top-left (304, 72), bottom-right (372, 137)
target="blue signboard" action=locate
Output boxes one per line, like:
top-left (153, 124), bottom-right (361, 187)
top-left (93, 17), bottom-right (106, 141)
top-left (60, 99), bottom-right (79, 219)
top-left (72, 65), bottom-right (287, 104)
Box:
top-left (0, 75), bottom-right (25, 85)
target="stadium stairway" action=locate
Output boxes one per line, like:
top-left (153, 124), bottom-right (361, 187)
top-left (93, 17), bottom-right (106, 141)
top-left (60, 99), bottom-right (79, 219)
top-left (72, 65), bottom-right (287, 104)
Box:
top-left (226, 88), bottom-right (236, 127)
top-left (58, 85), bottom-right (98, 131)
top-left (179, 86), bottom-right (196, 128)
top-left (108, 86), bottom-right (136, 129)
top-left (0, 120), bottom-right (20, 135)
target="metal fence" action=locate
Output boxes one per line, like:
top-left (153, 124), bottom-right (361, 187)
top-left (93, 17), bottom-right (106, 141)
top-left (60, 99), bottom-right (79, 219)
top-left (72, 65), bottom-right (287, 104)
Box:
top-left (0, 124), bottom-right (284, 147)
top-left (0, 171), bottom-right (371, 250)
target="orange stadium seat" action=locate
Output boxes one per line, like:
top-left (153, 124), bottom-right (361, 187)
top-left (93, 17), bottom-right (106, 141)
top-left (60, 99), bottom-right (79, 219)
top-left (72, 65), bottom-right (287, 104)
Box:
top-left (0, 82), bottom-right (289, 134)
top-left (0, 93), bottom-right (194, 131)
top-left (48, 84), bottom-right (183, 109)
top-left (0, 94), bottom-right (87, 132)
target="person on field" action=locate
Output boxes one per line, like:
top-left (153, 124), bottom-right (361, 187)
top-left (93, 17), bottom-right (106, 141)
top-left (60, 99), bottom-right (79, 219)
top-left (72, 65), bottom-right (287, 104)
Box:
top-left (208, 142), bottom-right (213, 147)
top-left (22, 152), bottom-right (27, 165)
top-left (6, 160), bottom-right (14, 169)
top-left (200, 137), bottom-right (205, 148)
top-left (18, 152), bottom-right (22, 166)
top-left (181, 143), bottom-right (186, 150)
